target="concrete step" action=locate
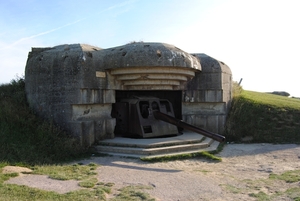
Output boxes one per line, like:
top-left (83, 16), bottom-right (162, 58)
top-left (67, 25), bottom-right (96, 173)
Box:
top-left (96, 141), bottom-right (210, 156)
top-left (142, 140), bottom-right (220, 159)
top-left (94, 132), bottom-right (219, 158)
top-left (97, 132), bottom-right (206, 148)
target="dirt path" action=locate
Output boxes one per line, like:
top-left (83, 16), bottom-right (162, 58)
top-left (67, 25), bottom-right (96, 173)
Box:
top-left (5, 144), bottom-right (300, 200)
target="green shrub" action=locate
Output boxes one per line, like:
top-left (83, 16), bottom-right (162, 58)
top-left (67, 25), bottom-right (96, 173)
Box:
top-left (232, 81), bottom-right (243, 97)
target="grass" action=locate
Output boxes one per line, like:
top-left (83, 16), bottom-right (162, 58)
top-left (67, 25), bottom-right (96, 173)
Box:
top-left (0, 162), bottom-right (110, 201)
top-left (248, 187), bottom-right (300, 201)
top-left (220, 170), bottom-right (300, 201)
top-left (0, 179), bottom-right (153, 201)
top-left (249, 191), bottom-right (270, 201)
top-left (79, 178), bottom-right (98, 188)
top-left (221, 184), bottom-right (243, 194)
top-left (111, 185), bottom-right (155, 201)
top-left (0, 184), bottom-right (109, 201)
top-left (31, 163), bottom-right (98, 181)
top-left (0, 77), bottom-right (87, 165)
top-left (269, 170), bottom-right (300, 183)
top-left (0, 172), bottom-right (19, 184)
top-left (245, 91), bottom-right (300, 109)
top-left (140, 150), bottom-right (222, 162)
top-left (285, 188), bottom-right (300, 201)
top-left (0, 163), bottom-right (156, 200)
top-left (225, 89), bottom-right (300, 143)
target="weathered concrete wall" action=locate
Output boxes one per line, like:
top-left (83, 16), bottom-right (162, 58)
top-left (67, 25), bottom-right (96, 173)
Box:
top-left (25, 42), bottom-right (232, 147)
top-left (25, 44), bottom-right (115, 146)
top-left (182, 54), bottom-right (232, 134)
top-left (97, 42), bottom-right (200, 70)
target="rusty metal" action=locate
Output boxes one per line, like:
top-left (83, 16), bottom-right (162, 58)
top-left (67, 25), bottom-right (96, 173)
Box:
top-left (153, 110), bottom-right (225, 142)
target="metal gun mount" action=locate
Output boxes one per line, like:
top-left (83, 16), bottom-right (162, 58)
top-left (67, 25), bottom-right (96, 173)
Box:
top-left (111, 96), bottom-right (225, 142)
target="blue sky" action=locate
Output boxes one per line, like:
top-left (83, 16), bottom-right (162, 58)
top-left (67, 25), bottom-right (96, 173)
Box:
top-left (1, 0), bottom-right (300, 97)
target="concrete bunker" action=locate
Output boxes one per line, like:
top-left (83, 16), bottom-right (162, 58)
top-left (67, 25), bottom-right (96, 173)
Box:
top-left (25, 42), bottom-right (232, 147)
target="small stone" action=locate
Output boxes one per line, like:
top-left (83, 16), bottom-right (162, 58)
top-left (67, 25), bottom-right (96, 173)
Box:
top-left (2, 166), bottom-right (32, 174)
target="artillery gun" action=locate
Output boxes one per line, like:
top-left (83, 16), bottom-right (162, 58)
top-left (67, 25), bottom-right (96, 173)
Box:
top-left (111, 96), bottom-right (225, 142)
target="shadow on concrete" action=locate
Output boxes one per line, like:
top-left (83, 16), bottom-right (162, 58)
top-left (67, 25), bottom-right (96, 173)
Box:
top-left (78, 156), bottom-right (182, 173)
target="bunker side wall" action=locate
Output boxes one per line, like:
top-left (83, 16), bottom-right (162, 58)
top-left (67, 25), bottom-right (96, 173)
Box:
top-left (182, 54), bottom-right (232, 134)
top-left (25, 45), bottom-right (115, 147)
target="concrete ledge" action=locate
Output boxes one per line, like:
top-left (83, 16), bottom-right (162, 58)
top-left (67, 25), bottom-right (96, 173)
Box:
top-left (95, 132), bottom-right (219, 158)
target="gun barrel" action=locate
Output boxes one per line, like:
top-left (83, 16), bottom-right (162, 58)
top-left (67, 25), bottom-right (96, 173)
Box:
top-left (153, 111), bottom-right (225, 142)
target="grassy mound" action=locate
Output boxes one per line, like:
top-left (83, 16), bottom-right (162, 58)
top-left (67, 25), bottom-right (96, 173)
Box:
top-left (225, 90), bottom-right (300, 143)
top-left (0, 78), bottom-right (85, 165)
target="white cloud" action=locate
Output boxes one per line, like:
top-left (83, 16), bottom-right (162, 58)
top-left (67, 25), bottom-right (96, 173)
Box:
top-left (0, 18), bottom-right (87, 51)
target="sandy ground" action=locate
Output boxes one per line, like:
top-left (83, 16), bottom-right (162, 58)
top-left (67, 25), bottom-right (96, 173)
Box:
top-left (4, 143), bottom-right (300, 200)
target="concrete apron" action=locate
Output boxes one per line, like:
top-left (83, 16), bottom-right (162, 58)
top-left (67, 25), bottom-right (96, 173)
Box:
top-left (94, 131), bottom-right (220, 159)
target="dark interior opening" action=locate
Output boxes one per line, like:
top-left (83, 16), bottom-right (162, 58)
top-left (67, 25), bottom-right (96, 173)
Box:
top-left (115, 90), bottom-right (182, 120)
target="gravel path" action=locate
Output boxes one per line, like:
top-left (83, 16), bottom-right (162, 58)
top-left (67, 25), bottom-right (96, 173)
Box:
top-left (81, 143), bottom-right (300, 200)
top-left (5, 144), bottom-right (300, 200)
